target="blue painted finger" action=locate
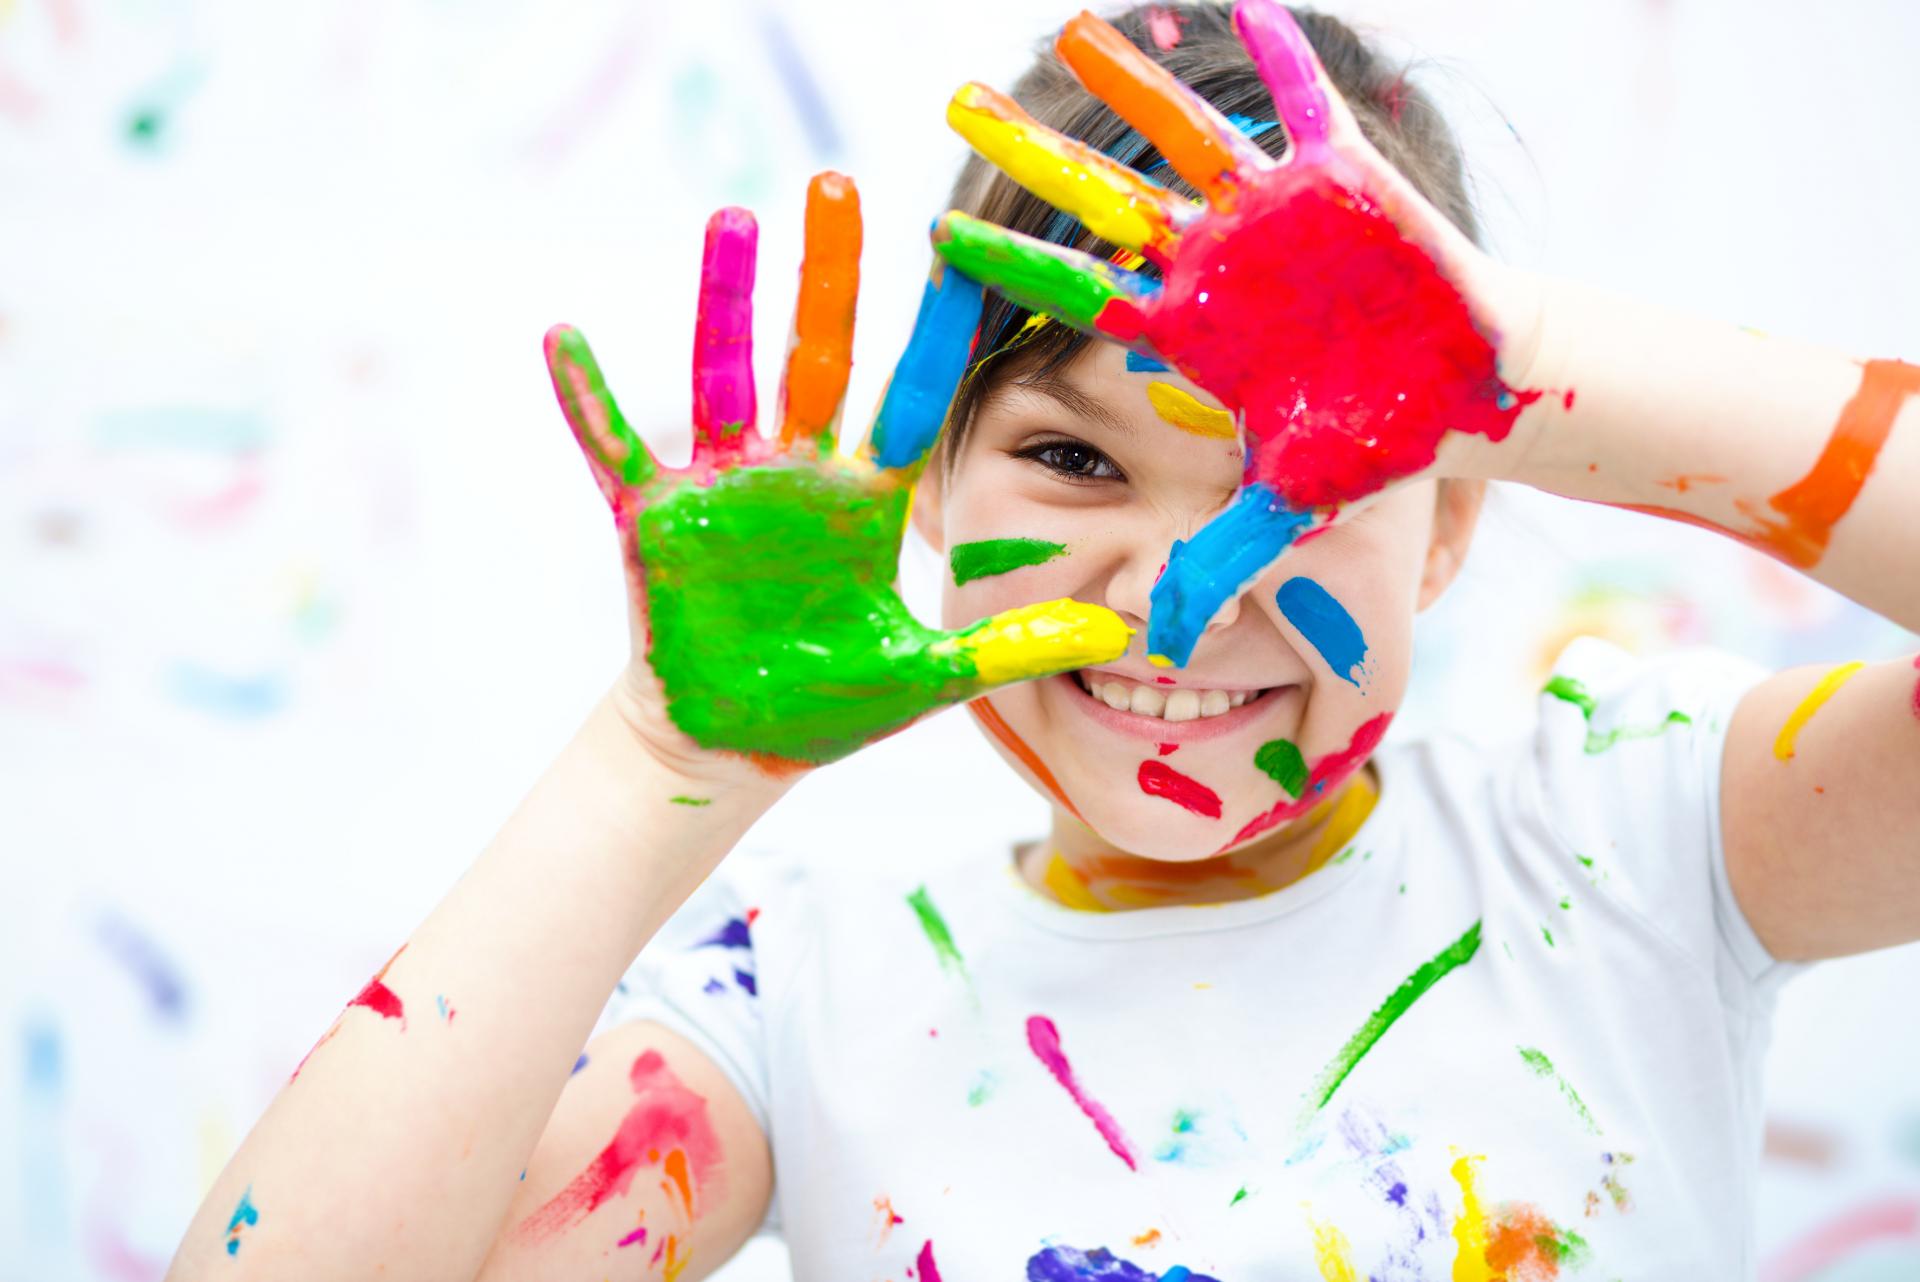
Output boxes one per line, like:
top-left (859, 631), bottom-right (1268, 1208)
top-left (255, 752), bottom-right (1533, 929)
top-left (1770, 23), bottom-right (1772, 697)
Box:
top-left (869, 264), bottom-right (985, 472)
top-left (1147, 483), bottom-right (1313, 666)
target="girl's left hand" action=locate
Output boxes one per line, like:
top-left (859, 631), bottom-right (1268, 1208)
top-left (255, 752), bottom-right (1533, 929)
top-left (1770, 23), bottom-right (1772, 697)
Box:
top-left (933, 0), bottom-right (1546, 665)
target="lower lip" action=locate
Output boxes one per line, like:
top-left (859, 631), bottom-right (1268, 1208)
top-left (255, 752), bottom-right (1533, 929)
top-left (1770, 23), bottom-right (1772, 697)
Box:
top-left (1055, 674), bottom-right (1293, 744)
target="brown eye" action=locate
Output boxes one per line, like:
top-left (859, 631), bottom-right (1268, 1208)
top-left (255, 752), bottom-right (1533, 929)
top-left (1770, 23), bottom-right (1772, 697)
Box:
top-left (1018, 438), bottom-right (1123, 481)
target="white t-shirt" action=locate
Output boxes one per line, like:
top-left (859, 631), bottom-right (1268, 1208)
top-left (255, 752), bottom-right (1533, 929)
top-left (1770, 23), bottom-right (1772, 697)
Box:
top-left (600, 638), bottom-right (1802, 1280)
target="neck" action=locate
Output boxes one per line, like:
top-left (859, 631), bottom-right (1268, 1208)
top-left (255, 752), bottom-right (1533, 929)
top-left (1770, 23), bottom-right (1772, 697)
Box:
top-left (1022, 766), bottom-right (1380, 912)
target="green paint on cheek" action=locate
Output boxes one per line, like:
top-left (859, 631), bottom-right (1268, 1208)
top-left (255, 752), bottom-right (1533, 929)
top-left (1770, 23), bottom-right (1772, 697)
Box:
top-left (638, 467), bottom-right (982, 763)
top-left (1253, 738), bottom-right (1308, 798)
top-left (670, 796), bottom-right (711, 807)
top-left (1544, 674), bottom-right (1692, 754)
top-left (949, 537), bottom-right (1067, 586)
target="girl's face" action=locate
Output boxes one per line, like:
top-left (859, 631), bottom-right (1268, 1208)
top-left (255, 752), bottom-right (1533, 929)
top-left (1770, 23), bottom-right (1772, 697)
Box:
top-left (919, 340), bottom-right (1480, 862)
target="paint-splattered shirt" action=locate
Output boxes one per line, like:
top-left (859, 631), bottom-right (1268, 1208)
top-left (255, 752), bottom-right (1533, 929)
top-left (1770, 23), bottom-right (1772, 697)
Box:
top-left (600, 637), bottom-right (1800, 1280)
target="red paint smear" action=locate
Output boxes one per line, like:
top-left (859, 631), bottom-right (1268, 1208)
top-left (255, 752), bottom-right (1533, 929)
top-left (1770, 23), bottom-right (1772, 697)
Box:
top-left (1910, 655), bottom-right (1919, 723)
top-left (969, 697), bottom-right (1085, 822)
top-left (1137, 760), bottom-right (1222, 818)
top-left (1294, 523), bottom-right (1334, 547)
top-left (1226, 712), bottom-right (1391, 850)
top-left (1735, 359), bottom-right (1920, 568)
top-left (617, 1225), bottom-right (648, 1247)
top-left (1759, 1196), bottom-right (1920, 1282)
top-left (745, 906), bottom-right (761, 925)
top-left (1145, 6), bottom-right (1185, 49)
top-left (1654, 472), bottom-right (1727, 493)
top-left (916, 1240), bottom-right (945, 1282)
top-left (1156, 742), bottom-right (1179, 755)
top-left (348, 944), bottom-right (407, 1025)
top-left (1100, 166), bottom-right (1537, 509)
top-left (515, 1050), bottom-right (726, 1242)
top-left (1562, 389), bottom-right (1576, 410)
top-left (1026, 1015), bottom-right (1138, 1170)
top-left (1154, 676), bottom-right (1176, 685)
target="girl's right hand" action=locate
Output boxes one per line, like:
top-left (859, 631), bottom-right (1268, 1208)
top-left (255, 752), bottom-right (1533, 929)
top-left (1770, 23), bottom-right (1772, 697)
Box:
top-left (545, 172), bottom-right (1130, 782)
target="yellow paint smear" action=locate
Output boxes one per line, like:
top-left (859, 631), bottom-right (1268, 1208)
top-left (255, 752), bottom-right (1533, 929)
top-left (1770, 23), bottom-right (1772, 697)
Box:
top-left (1773, 660), bottom-right (1865, 760)
top-left (1146, 382), bottom-right (1237, 439)
top-left (1305, 772), bottom-right (1379, 874)
top-left (1308, 1211), bottom-right (1360, 1281)
top-left (1449, 1154), bottom-right (1496, 1282)
top-left (1044, 851), bottom-right (1109, 913)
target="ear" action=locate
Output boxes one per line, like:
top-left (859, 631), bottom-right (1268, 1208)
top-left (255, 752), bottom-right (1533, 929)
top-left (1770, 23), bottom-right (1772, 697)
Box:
top-left (1416, 478), bottom-right (1486, 611)
top-left (908, 445), bottom-right (948, 554)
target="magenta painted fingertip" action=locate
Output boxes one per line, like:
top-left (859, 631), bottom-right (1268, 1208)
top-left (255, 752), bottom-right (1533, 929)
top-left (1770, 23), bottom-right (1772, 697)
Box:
top-left (693, 207), bottom-right (759, 447)
top-left (1232, 0), bottom-right (1332, 151)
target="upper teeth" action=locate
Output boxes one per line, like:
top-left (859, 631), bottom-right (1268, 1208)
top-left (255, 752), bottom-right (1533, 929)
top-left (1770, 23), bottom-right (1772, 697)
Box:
top-left (1080, 672), bottom-right (1251, 721)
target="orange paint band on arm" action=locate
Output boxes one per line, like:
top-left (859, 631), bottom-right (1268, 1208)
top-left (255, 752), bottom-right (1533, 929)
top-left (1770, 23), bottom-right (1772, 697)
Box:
top-left (1738, 359), bottom-right (1920, 568)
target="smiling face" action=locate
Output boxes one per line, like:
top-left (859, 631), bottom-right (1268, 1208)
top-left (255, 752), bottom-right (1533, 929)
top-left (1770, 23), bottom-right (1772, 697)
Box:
top-left (915, 340), bottom-right (1482, 864)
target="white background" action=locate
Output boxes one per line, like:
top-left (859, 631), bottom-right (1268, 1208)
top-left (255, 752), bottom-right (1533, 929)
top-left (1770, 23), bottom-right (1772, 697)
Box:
top-left (2, 0), bottom-right (1917, 1277)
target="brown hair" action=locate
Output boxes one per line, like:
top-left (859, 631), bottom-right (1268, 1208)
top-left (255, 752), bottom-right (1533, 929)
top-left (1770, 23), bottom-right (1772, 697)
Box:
top-left (941, 2), bottom-right (1480, 464)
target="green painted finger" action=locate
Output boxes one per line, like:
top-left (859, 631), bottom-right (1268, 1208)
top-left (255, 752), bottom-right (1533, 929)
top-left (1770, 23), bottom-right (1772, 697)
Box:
top-left (544, 324), bottom-right (659, 489)
top-left (931, 211), bottom-right (1153, 343)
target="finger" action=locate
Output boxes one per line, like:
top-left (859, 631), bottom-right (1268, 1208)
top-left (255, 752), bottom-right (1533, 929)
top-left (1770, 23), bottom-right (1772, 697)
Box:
top-left (691, 207), bottom-right (758, 462)
top-left (544, 324), bottom-right (660, 492)
top-left (1230, 0), bottom-right (1337, 156)
top-left (947, 82), bottom-right (1188, 268)
top-left (866, 260), bottom-right (983, 473)
top-left (777, 172), bottom-right (861, 455)
top-left (1056, 11), bottom-right (1268, 211)
top-left (931, 211), bottom-right (1155, 346)
top-left (934, 599), bottom-right (1132, 691)
top-left (1147, 483), bottom-right (1315, 667)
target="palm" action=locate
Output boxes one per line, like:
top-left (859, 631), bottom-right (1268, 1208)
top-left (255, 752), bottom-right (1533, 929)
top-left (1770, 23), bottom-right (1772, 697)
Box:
top-left (934, 0), bottom-right (1538, 663)
top-left (546, 176), bottom-right (1128, 768)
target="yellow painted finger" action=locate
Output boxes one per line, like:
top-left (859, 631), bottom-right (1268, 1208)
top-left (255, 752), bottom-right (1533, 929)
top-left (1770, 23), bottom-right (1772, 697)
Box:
top-left (948, 82), bottom-right (1186, 266)
top-left (942, 599), bottom-right (1131, 687)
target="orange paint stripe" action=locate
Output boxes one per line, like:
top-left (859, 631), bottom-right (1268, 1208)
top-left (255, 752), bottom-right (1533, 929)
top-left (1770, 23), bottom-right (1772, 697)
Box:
top-left (1057, 13), bottom-right (1242, 208)
top-left (1737, 359), bottom-right (1920, 568)
top-left (779, 172), bottom-right (861, 447)
top-left (968, 696), bottom-right (1084, 822)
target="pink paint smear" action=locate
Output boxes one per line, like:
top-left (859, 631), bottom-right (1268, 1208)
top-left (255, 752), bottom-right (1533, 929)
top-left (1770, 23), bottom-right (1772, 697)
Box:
top-left (1026, 1015), bottom-right (1137, 1170)
top-left (1760, 1195), bottom-right (1920, 1282)
top-left (515, 1049), bottom-right (725, 1241)
top-left (1226, 712), bottom-right (1390, 850)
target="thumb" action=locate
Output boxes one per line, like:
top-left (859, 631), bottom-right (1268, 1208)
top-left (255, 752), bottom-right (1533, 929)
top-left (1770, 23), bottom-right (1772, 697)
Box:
top-left (932, 599), bottom-right (1131, 692)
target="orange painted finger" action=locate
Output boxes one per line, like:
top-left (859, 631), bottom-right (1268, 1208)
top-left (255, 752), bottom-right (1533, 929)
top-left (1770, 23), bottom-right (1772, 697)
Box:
top-left (778, 172), bottom-right (862, 452)
top-left (1055, 11), bottom-right (1267, 211)
top-left (947, 82), bottom-right (1188, 267)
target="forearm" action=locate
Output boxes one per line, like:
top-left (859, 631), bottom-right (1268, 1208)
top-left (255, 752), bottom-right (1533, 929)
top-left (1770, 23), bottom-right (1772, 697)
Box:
top-left (167, 688), bottom-right (783, 1280)
top-left (1500, 273), bottom-right (1920, 631)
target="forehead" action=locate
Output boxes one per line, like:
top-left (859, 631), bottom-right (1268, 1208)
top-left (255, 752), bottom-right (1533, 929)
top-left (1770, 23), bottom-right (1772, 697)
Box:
top-left (973, 341), bottom-right (1236, 441)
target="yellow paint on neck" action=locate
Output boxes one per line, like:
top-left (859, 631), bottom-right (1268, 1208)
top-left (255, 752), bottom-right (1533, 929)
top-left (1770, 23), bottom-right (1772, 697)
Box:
top-left (1146, 381), bottom-right (1237, 439)
top-left (1305, 772), bottom-right (1379, 874)
top-left (1043, 851), bottom-right (1109, 913)
top-left (1449, 1154), bottom-right (1496, 1282)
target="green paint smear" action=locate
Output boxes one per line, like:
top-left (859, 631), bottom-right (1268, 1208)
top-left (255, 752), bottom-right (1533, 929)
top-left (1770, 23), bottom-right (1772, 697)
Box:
top-left (1253, 738), bottom-right (1308, 798)
top-left (640, 467), bottom-right (989, 762)
top-left (936, 213), bottom-right (1126, 332)
top-left (1228, 1186), bottom-right (1250, 1207)
top-left (1308, 919), bottom-right (1482, 1112)
top-left (670, 795), bottom-right (711, 807)
top-left (1517, 1045), bottom-right (1601, 1134)
top-left (968, 1071), bottom-right (998, 1107)
top-left (1542, 674), bottom-right (1692, 754)
top-left (949, 537), bottom-right (1067, 586)
top-left (906, 885), bottom-right (969, 982)
top-left (1541, 925), bottom-right (1555, 947)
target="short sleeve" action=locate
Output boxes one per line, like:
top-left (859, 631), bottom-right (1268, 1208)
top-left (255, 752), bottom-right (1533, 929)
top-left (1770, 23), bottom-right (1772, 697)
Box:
top-left (594, 848), bottom-right (794, 1235)
top-left (1525, 636), bottom-right (1803, 1011)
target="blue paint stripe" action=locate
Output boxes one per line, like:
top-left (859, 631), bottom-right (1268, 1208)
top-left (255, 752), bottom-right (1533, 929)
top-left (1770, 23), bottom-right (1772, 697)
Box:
top-left (1147, 483), bottom-right (1312, 666)
top-left (870, 266), bottom-right (983, 470)
top-left (1125, 351), bottom-right (1170, 373)
top-left (1276, 577), bottom-right (1368, 685)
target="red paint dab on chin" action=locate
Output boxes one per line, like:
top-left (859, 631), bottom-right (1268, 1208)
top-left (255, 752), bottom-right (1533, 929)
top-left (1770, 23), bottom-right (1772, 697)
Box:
top-left (1157, 742), bottom-right (1179, 755)
top-left (1137, 760), bottom-right (1222, 819)
top-left (1227, 712), bottom-right (1391, 851)
top-left (1125, 169), bottom-right (1538, 510)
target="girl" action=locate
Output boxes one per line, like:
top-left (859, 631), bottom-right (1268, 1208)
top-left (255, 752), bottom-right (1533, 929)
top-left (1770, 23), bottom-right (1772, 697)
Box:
top-left (168, 3), bottom-right (1920, 1279)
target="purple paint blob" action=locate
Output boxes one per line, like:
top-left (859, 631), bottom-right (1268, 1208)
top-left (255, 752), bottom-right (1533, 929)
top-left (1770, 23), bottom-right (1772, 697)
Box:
top-left (1026, 1244), bottom-right (1218, 1281)
top-left (1025, 1015), bottom-right (1138, 1170)
top-left (617, 1225), bottom-right (649, 1247)
top-left (697, 917), bottom-right (753, 950)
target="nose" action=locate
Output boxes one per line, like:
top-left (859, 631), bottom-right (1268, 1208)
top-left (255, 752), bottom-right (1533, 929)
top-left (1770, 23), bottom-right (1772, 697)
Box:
top-left (1104, 514), bottom-right (1245, 644)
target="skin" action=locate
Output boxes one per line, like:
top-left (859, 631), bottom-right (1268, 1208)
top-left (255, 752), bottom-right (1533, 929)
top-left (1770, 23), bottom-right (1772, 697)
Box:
top-left (913, 342), bottom-right (1481, 893)
top-left (168, 4), bottom-right (1919, 1278)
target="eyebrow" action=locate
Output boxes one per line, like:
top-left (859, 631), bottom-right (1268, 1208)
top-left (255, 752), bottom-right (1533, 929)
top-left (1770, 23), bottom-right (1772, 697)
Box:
top-left (988, 368), bottom-right (1137, 439)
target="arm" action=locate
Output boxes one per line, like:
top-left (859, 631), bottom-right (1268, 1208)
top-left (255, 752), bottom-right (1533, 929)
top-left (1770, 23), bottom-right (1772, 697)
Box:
top-left (166, 695), bottom-right (785, 1279)
top-left (167, 172), bottom-right (1126, 1277)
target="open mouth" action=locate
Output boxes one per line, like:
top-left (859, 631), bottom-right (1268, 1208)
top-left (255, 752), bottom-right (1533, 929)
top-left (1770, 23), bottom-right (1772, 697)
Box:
top-left (1059, 668), bottom-right (1290, 744)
